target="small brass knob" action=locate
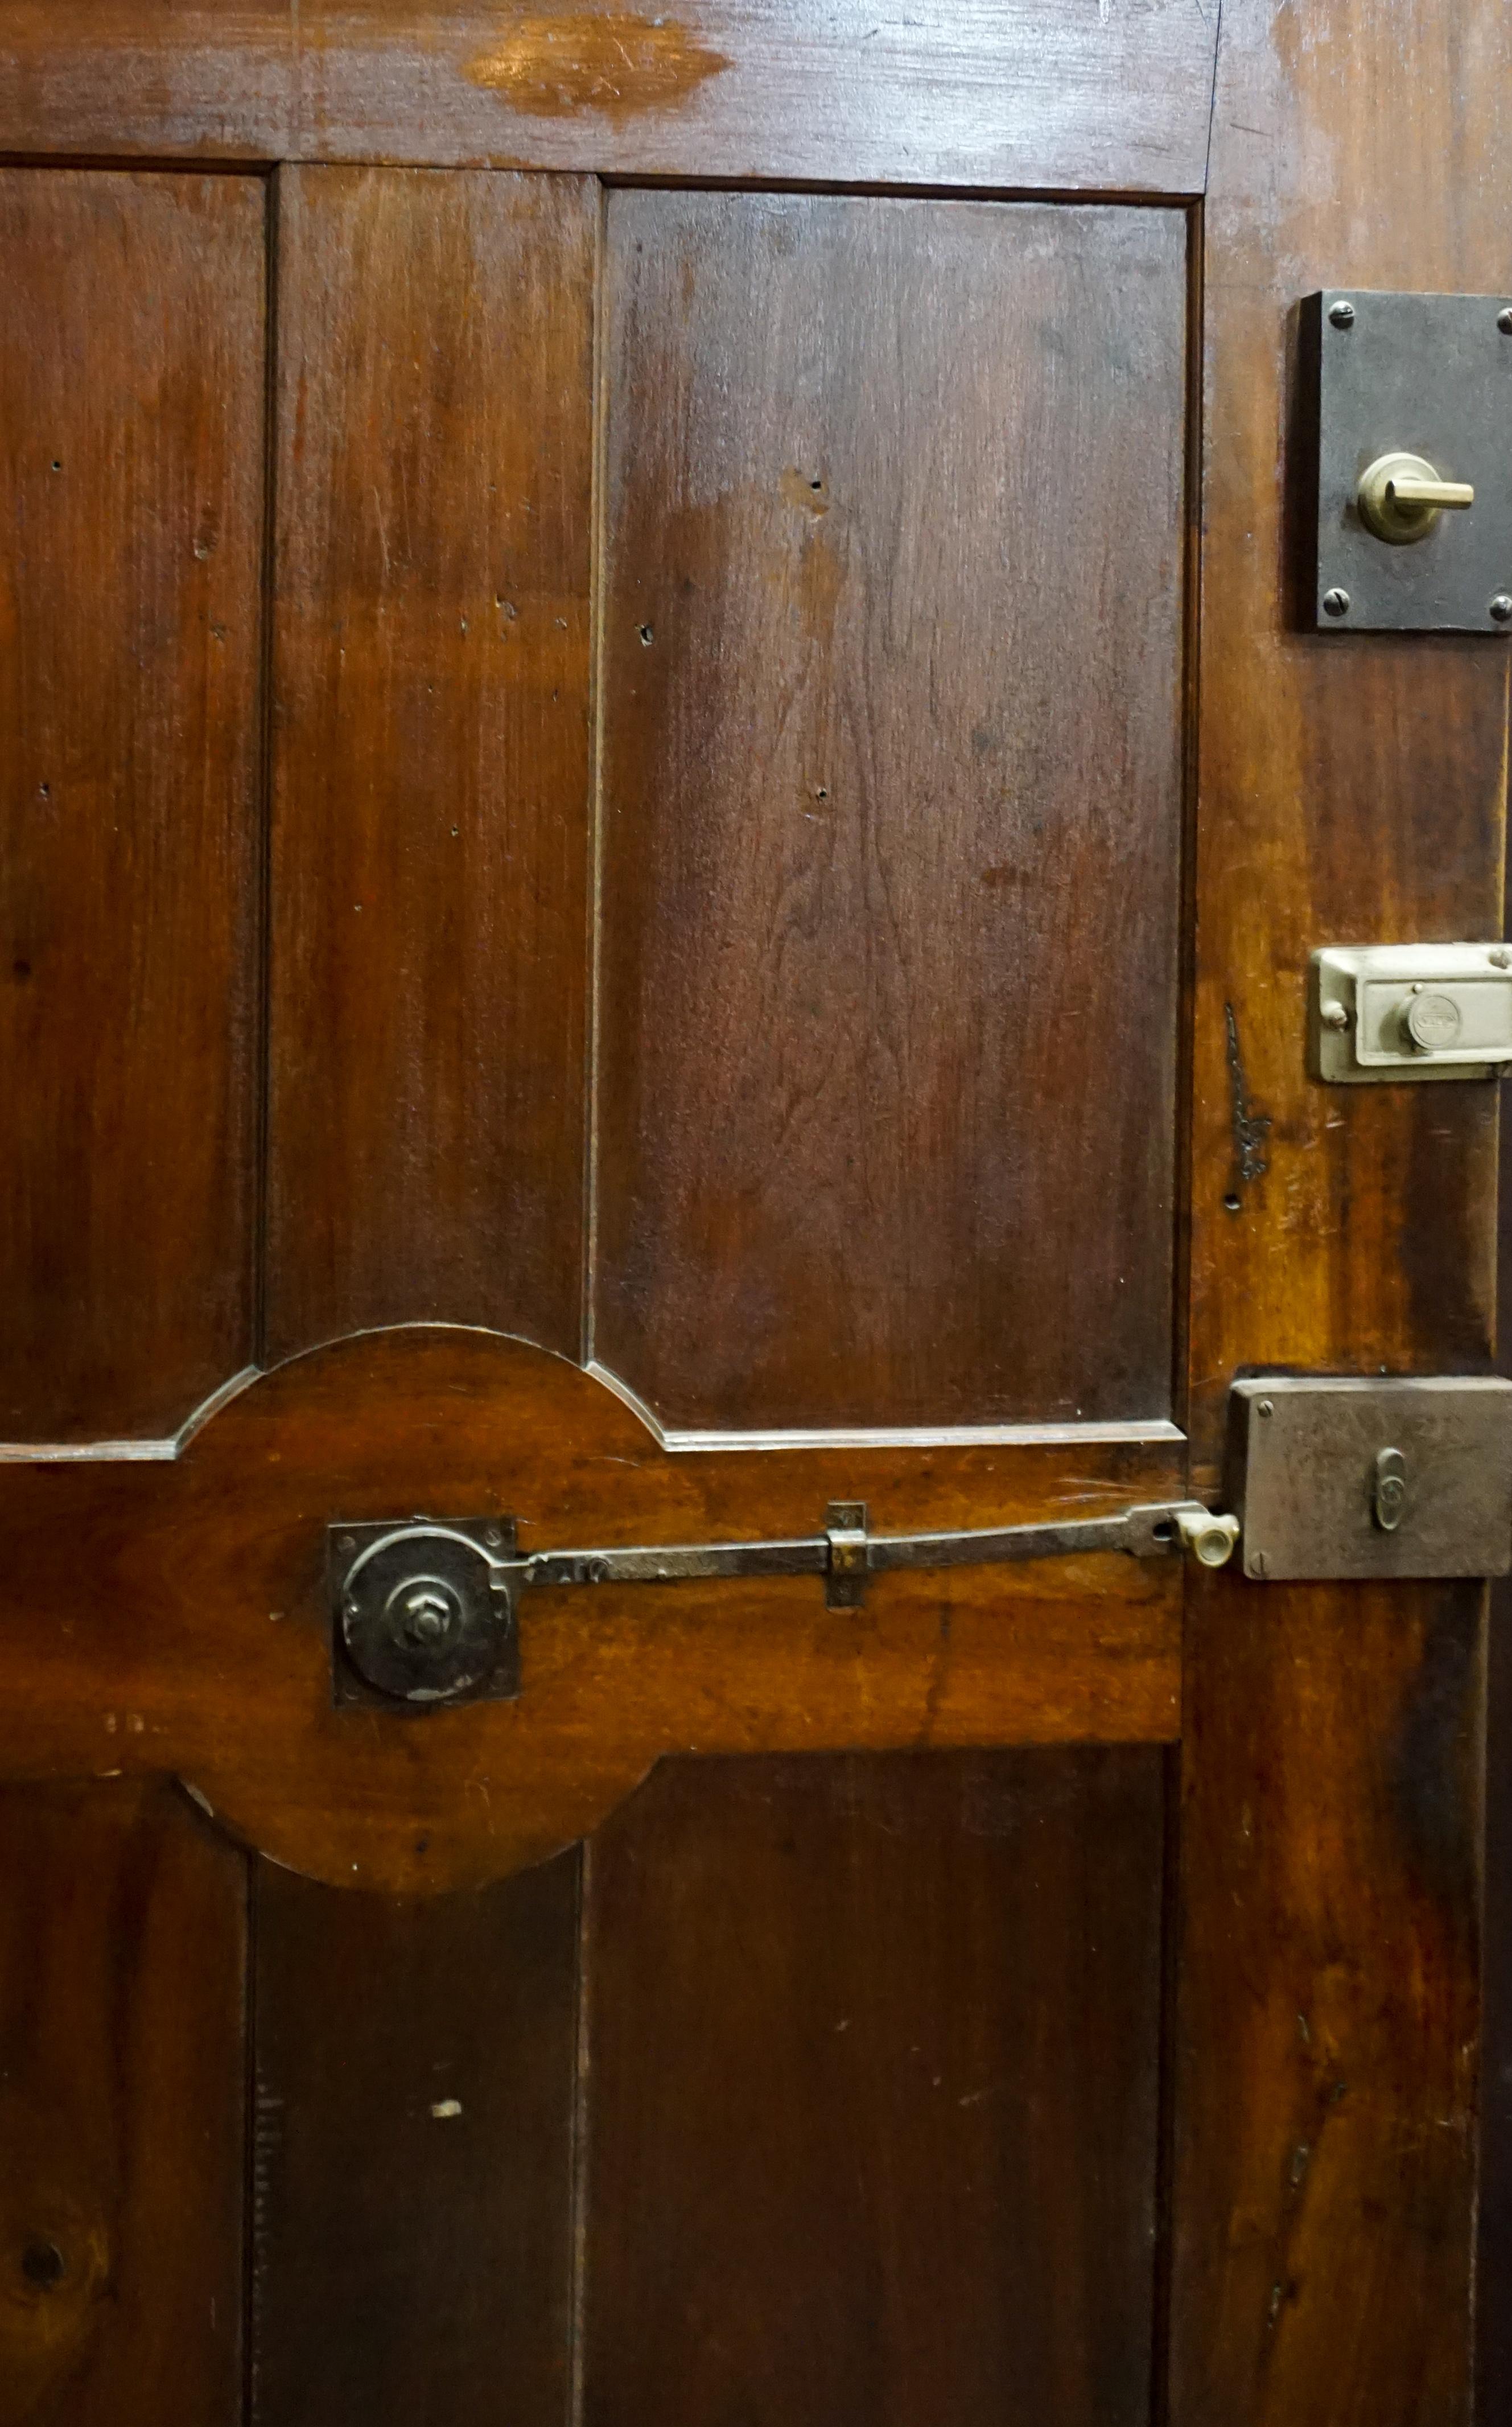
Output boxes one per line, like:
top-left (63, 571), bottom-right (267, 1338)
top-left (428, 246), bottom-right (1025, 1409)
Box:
top-left (1357, 451), bottom-right (1475, 545)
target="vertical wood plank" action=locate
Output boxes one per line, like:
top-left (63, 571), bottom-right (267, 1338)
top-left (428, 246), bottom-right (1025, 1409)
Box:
top-left (0, 1781), bottom-right (247, 2427)
top-left (582, 1750), bottom-right (1167, 2427)
top-left (1480, 1579), bottom-right (1512, 2424)
top-left (1176, 2), bottom-right (1512, 2420)
top-left (249, 1850), bottom-right (580, 2427)
top-left (266, 166), bottom-right (596, 1364)
top-left (595, 192), bottom-right (1188, 1433)
top-left (1476, 879), bottom-right (1512, 2422)
top-left (1173, 1585), bottom-right (1481, 2425)
top-left (0, 170), bottom-right (266, 1441)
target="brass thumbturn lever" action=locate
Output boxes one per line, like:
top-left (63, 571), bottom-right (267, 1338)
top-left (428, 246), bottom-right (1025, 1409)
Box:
top-left (1357, 450), bottom-right (1475, 544)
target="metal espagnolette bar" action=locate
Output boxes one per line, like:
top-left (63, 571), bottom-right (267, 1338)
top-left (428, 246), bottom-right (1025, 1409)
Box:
top-left (328, 1499), bottom-right (1241, 1707)
top-left (511, 1498), bottom-right (1239, 1609)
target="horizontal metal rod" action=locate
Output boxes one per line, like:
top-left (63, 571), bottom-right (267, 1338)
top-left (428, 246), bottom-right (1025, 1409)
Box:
top-left (514, 1500), bottom-right (1216, 1591)
top-left (520, 1539), bottom-right (827, 1588)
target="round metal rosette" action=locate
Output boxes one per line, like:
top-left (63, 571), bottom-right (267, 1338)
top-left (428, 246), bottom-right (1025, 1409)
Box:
top-left (337, 1524), bottom-right (514, 1704)
top-left (1403, 989), bottom-right (1462, 1052)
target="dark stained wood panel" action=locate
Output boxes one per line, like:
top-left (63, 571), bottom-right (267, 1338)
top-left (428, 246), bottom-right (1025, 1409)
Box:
top-left (582, 1749), bottom-right (1167, 2427)
top-left (595, 192), bottom-right (1187, 1433)
top-left (249, 1850), bottom-right (580, 2427)
top-left (0, 1782), bottom-right (246, 2427)
top-left (1173, 0), bottom-right (1512, 2418)
top-left (265, 167), bottom-right (595, 1363)
top-left (0, 170), bottom-right (266, 1441)
top-left (0, 1), bottom-right (1220, 194)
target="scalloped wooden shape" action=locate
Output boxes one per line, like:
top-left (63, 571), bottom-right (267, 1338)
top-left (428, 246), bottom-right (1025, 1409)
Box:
top-left (0, 1327), bottom-right (1181, 1890)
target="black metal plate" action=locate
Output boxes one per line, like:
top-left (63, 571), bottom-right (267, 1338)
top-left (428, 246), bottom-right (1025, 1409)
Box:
top-left (328, 1517), bottom-right (520, 1709)
top-left (1312, 289), bottom-right (1512, 632)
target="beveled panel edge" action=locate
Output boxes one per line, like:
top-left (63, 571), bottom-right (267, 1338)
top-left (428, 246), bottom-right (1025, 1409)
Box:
top-left (586, 1361), bottom-right (1186, 1453)
top-left (0, 1366), bottom-right (262, 1463)
top-left (0, 1334), bottom-right (1187, 1462)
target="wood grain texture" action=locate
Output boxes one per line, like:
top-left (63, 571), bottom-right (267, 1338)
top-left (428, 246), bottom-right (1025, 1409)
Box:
top-left (582, 1749), bottom-right (1166, 2427)
top-left (1186, 25), bottom-right (1509, 1485)
top-left (1174, 1), bottom-right (1512, 2418)
top-left (266, 168), bottom-right (595, 1365)
top-left (1477, 844), bottom-right (1512, 2424)
top-left (0, 0), bottom-right (1220, 192)
top-left (0, 1326), bottom-right (1183, 1891)
top-left (1478, 1573), bottom-right (1512, 2426)
top-left (248, 1851), bottom-right (579, 2427)
top-left (595, 192), bottom-right (1187, 1433)
top-left (0, 1780), bottom-right (246, 2427)
top-left (0, 170), bottom-right (266, 1441)
top-left (1172, 1583), bottom-right (1482, 2426)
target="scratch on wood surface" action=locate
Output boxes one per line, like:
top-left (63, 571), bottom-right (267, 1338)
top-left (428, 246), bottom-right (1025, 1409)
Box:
top-left (467, 14), bottom-right (730, 116)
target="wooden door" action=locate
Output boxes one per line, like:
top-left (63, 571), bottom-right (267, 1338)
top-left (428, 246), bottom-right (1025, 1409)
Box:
top-left (0, 7), bottom-right (1504, 2424)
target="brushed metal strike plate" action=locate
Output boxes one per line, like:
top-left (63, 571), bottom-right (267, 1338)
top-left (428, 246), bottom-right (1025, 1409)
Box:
top-left (1227, 1376), bottom-right (1512, 1580)
top-left (1309, 289), bottom-right (1512, 633)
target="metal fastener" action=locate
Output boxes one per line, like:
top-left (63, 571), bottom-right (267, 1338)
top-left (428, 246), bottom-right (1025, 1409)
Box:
top-left (1258, 1398), bottom-right (1274, 1419)
top-left (1491, 594), bottom-right (1512, 624)
top-left (1491, 947), bottom-right (1512, 969)
top-left (1320, 999), bottom-right (1350, 1029)
top-left (333, 1521), bottom-right (517, 1707)
top-left (1499, 307), bottom-right (1512, 335)
top-left (1250, 1551), bottom-right (1268, 1578)
top-left (1323, 588), bottom-right (1351, 618)
top-left (1328, 299), bottom-right (1356, 329)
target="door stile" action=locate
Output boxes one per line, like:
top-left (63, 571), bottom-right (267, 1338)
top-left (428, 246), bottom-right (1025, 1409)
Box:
top-left (1171, 1), bottom-right (1512, 2419)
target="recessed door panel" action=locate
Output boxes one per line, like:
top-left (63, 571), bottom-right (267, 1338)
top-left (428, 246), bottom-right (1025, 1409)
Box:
top-left (265, 167), bottom-right (596, 1364)
top-left (0, 170), bottom-right (266, 1439)
top-left (595, 193), bottom-right (1187, 1433)
top-left (582, 1750), bottom-right (1167, 2427)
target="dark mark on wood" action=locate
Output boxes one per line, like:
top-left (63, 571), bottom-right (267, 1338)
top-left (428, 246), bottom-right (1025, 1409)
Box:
top-left (467, 14), bottom-right (731, 117)
top-left (778, 465), bottom-right (829, 517)
top-left (1224, 1000), bottom-right (1271, 1194)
